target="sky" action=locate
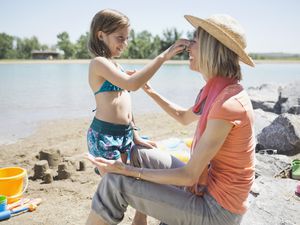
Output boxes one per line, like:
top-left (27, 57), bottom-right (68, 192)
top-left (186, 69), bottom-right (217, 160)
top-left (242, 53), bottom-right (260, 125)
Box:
top-left (1, 0), bottom-right (299, 54)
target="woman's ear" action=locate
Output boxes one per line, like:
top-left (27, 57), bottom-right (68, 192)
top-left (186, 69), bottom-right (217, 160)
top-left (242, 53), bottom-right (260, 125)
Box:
top-left (97, 31), bottom-right (103, 40)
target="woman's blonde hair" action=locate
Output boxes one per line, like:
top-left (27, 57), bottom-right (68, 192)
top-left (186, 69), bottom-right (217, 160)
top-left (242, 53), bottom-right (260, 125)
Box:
top-left (195, 27), bottom-right (242, 81)
top-left (88, 9), bottom-right (130, 58)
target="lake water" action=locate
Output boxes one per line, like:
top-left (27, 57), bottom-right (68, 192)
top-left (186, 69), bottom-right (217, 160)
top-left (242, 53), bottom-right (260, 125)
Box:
top-left (0, 62), bottom-right (299, 144)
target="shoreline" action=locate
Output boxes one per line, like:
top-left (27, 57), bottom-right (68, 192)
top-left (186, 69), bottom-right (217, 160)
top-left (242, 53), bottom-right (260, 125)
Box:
top-left (1, 58), bottom-right (300, 64)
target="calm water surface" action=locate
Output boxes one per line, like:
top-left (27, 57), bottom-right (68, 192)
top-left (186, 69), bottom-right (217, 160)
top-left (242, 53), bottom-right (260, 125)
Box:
top-left (0, 62), bottom-right (299, 144)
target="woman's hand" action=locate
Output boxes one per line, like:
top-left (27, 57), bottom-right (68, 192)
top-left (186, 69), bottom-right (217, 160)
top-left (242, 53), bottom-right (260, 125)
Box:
top-left (126, 70), bottom-right (137, 76)
top-left (85, 154), bottom-right (125, 176)
top-left (161, 39), bottom-right (190, 61)
top-left (142, 82), bottom-right (154, 94)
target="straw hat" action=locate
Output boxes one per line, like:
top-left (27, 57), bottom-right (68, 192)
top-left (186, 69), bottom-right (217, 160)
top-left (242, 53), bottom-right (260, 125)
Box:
top-left (184, 14), bottom-right (255, 67)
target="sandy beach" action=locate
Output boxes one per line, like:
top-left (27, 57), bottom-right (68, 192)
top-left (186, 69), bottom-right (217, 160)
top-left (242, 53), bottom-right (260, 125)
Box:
top-left (0, 113), bottom-right (196, 225)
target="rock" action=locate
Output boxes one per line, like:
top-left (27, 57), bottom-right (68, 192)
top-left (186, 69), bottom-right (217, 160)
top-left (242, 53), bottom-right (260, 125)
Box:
top-left (254, 109), bottom-right (277, 138)
top-left (288, 105), bottom-right (300, 114)
top-left (241, 177), bottom-right (300, 225)
top-left (248, 84), bottom-right (279, 113)
top-left (39, 149), bottom-right (61, 168)
top-left (280, 81), bottom-right (300, 114)
top-left (257, 114), bottom-right (300, 155)
top-left (255, 154), bottom-right (291, 178)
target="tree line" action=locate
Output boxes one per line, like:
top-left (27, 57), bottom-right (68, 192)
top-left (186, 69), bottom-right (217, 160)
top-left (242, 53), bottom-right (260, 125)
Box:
top-left (0, 28), bottom-right (192, 60)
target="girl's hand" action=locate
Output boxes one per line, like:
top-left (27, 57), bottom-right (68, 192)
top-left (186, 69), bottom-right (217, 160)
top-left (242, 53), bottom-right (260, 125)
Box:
top-left (85, 154), bottom-right (125, 176)
top-left (133, 131), bottom-right (157, 149)
top-left (134, 135), bottom-right (157, 149)
top-left (161, 39), bottom-right (190, 60)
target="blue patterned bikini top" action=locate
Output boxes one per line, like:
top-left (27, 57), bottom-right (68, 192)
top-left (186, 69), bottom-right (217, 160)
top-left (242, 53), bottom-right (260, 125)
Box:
top-left (94, 67), bottom-right (124, 95)
top-left (94, 80), bottom-right (123, 95)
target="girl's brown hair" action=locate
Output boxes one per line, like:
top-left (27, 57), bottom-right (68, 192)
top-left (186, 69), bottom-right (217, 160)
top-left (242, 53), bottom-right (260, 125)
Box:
top-left (88, 9), bottom-right (130, 58)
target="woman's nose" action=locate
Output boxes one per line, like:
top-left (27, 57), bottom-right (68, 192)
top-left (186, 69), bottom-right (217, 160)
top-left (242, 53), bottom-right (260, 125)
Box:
top-left (123, 39), bottom-right (128, 47)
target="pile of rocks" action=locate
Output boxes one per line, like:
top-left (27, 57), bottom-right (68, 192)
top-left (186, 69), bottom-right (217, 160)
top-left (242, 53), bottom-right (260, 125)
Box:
top-left (249, 81), bottom-right (300, 155)
top-left (240, 81), bottom-right (300, 225)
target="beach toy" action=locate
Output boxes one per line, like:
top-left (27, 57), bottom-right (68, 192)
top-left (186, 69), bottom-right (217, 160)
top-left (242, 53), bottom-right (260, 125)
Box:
top-left (0, 204), bottom-right (37, 221)
top-left (291, 159), bottom-right (300, 180)
top-left (184, 138), bottom-right (193, 148)
top-left (0, 195), bottom-right (7, 212)
top-left (0, 198), bottom-right (42, 221)
top-left (162, 138), bottom-right (181, 149)
top-left (0, 167), bottom-right (28, 203)
top-left (7, 197), bottom-right (31, 211)
top-left (157, 138), bottom-right (190, 163)
top-left (170, 151), bottom-right (190, 163)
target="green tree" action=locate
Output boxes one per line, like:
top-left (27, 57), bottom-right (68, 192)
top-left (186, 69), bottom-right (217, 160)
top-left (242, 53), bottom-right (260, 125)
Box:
top-left (134, 31), bottom-right (153, 58)
top-left (15, 36), bottom-right (41, 59)
top-left (148, 35), bottom-right (162, 59)
top-left (122, 30), bottom-right (162, 59)
top-left (161, 28), bottom-right (182, 51)
top-left (75, 32), bottom-right (90, 59)
top-left (57, 32), bottom-right (75, 59)
top-left (0, 33), bottom-right (15, 59)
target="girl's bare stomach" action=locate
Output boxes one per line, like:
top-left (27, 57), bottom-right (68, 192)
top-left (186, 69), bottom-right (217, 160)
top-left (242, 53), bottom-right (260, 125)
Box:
top-left (94, 91), bottom-right (132, 125)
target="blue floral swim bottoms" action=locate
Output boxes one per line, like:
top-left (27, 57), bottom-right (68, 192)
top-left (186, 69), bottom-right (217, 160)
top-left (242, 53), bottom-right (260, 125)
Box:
top-left (87, 117), bottom-right (134, 160)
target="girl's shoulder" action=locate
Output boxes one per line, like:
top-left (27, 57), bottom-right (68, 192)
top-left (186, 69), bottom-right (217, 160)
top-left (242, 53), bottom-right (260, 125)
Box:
top-left (90, 56), bottom-right (109, 65)
top-left (89, 56), bottom-right (112, 71)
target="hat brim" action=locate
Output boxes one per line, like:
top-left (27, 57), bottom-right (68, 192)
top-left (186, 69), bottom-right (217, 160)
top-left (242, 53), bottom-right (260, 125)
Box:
top-left (184, 15), bottom-right (255, 67)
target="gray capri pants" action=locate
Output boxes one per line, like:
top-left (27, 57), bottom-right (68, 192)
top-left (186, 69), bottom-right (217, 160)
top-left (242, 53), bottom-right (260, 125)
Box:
top-left (91, 147), bottom-right (243, 225)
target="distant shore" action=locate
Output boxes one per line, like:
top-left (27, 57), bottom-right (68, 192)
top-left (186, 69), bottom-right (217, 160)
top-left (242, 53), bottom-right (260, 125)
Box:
top-left (1, 59), bottom-right (300, 64)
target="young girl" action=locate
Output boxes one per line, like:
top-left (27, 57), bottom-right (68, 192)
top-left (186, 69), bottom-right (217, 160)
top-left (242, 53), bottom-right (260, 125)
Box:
top-left (87, 9), bottom-right (187, 166)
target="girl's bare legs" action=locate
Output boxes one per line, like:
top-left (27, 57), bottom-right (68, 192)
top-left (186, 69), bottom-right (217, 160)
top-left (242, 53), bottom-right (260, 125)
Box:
top-left (86, 210), bottom-right (108, 225)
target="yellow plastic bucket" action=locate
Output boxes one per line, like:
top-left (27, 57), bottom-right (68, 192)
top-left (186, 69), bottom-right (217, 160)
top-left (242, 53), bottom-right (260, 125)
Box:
top-left (0, 167), bottom-right (28, 203)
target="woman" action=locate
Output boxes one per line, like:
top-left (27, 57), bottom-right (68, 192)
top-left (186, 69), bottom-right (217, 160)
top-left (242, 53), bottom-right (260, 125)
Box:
top-left (86, 14), bottom-right (255, 225)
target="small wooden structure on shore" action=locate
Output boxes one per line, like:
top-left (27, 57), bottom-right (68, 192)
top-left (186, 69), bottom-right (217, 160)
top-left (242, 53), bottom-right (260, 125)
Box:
top-left (31, 50), bottom-right (60, 60)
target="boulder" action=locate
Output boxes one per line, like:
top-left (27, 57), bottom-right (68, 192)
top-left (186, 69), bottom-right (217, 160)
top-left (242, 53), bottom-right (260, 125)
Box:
top-left (275, 81), bottom-right (300, 114)
top-left (248, 84), bottom-right (279, 113)
top-left (255, 154), bottom-right (291, 178)
top-left (254, 109), bottom-right (277, 138)
top-left (241, 177), bottom-right (300, 225)
top-left (257, 114), bottom-right (300, 155)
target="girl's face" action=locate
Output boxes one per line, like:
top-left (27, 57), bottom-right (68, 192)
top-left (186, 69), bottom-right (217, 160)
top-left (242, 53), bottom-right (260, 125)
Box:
top-left (100, 26), bottom-right (130, 58)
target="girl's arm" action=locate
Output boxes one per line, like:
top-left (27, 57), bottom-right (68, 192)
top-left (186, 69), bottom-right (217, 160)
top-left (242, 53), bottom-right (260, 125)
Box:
top-left (89, 39), bottom-right (190, 91)
top-left (143, 83), bottom-right (199, 125)
top-left (87, 119), bottom-right (233, 186)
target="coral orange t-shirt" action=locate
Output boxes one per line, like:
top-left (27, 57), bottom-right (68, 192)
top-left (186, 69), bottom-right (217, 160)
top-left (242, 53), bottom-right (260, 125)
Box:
top-left (206, 84), bottom-right (255, 215)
